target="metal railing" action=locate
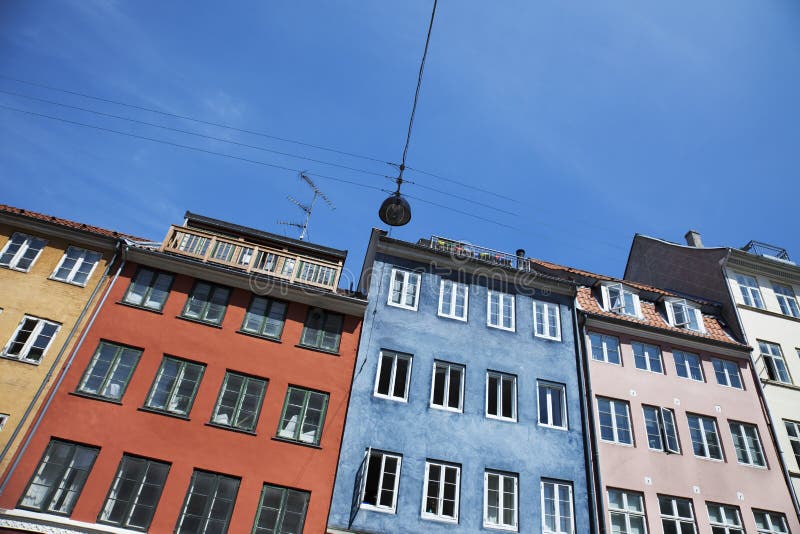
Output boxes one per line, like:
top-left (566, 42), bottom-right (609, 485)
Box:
top-left (160, 225), bottom-right (342, 290)
top-left (741, 240), bottom-right (792, 262)
top-left (428, 235), bottom-right (533, 271)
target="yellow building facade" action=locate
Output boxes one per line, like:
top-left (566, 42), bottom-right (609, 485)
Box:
top-left (0, 205), bottom-right (129, 477)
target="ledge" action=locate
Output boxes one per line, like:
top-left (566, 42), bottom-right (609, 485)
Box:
top-left (236, 329), bottom-right (283, 344)
top-left (69, 391), bottom-right (123, 405)
top-left (115, 300), bottom-right (164, 315)
top-left (761, 378), bottom-right (800, 392)
top-left (175, 315), bottom-right (223, 329)
top-left (271, 436), bottom-right (322, 449)
top-left (737, 304), bottom-right (800, 323)
top-left (204, 421), bottom-right (257, 436)
top-left (0, 354), bottom-right (41, 366)
top-left (137, 406), bottom-right (190, 421)
top-left (295, 344), bottom-right (339, 356)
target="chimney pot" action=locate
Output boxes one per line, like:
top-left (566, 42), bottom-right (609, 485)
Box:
top-left (685, 230), bottom-right (703, 248)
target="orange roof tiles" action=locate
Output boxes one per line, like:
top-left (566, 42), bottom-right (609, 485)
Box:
top-left (0, 204), bottom-right (146, 241)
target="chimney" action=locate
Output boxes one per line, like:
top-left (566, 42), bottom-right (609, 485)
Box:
top-left (685, 230), bottom-right (703, 248)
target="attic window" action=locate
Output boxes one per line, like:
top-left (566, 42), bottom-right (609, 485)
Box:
top-left (665, 299), bottom-right (704, 332)
top-left (601, 283), bottom-right (640, 317)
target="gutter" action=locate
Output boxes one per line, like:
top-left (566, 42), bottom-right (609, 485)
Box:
top-left (0, 241), bottom-right (127, 496)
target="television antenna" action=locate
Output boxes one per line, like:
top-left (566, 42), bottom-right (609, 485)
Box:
top-left (278, 172), bottom-right (335, 240)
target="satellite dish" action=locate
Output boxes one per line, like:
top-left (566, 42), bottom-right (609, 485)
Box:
top-left (378, 192), bottom-right (412, 226)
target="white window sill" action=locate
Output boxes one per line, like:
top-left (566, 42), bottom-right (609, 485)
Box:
top-left (483, 521), bottom-right (518, 531)
top-left (487, 323), bottom-right (515, 332)
top-left (438, 312), bottom-right (467, 322)
top-left (0, 354), bottom-right (41, 366)
top-left (387, 302), bottom-right (418, 312)
top-left (590, 357), bottom-right (622, 366)
top-left (534, 334), bottom-right (562, 342)
top-left (373, 393), bottom-right (409, 403)
top-left (430, 404), bottom-right (463, 414)
top-left (538, 423), bottom-right (568, 432)
top-left (421, 513), bottom-right (458, 523)
top-left (600, 438), bottom-right (634, 447)
top-left (360, 504), bottom-right (397, 515)
top-left (486, 414), bottom-right (517, 423)
top-left (693, 454), bottom-right (724, 462)
top-left (736, 461), bottom-right (768, 469)
top-left (48, 276), bottom-right (89, 288)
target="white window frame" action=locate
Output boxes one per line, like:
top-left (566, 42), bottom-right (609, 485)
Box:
top-left (712, 358), bottom-right (743, 389)
top-left (735, 273), bottom-right (764, 309)
top-left (486, 290), bottom-right (515, 332)
top-left (665, 299), bottom-right (704, 332)
top-left (388, 268), bottom-right (421, 311)
top-left (0, 232), bottom-right (47, 272)
top-left (754, 510), bottom-right (790, 533)
top-left (589, 333), bottom-right (621, 365)
top-left (0, 413), bottom-right (8, 431)
top-left (608, 489), bottom-right (647, 534)
top-left (430, 361), bottom-right (465, 413)
top-left (601, 283), bottom-right (641, 317)
top-left (373, 350), bottom-right (413, 402)
top-left (50, 246), bottom-right (102, 286)
top-left (707, 503), bottom-right (744, 533)
top-left (438, 279), bottom-right (468, 321)
top-left (541, 479), bottom-right (574, 534)
top-left (772, 283), bottom-right (800, 318)
top-left (759, 341), bottom-right (792, 384)
top-left (1, 315), bottom-right (60, 364)
top-left (659, 495), bottom-right (697, 533)
top-left (643, 405), bottom-right (681, 454)
top-left (421, 460), bottom-right (460, 523)
top-left (673, 350), bottom-right (704, 382)
top-left (485, 371), bottom-right (517, 422)
top-left (687, 414), bottom-right (724, 461)
top-left (729, 421), bottom-right (766, 467)
top-left (597, 397), bottom-right (633, 446)
top-left (361, 450), bottom-right (402, 513)
top-left (632, 342), bottom-right (663, 374)
top-left (483, 470), bottom-right (518, 531)
top-left (785, 420), bottom-right (800, 469)
top-left (533, 299), bottom-right (561, 341)
top-left (538, 381), bottom-right (567, 430)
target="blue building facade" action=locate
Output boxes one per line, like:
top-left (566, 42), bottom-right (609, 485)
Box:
top-left (328, 232), bottom-right (593, 533)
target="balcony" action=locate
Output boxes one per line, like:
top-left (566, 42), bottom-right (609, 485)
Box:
top-left (426, 235), bottom-right (533, 272)
top-left (160, 225), bottom-right (342, 290)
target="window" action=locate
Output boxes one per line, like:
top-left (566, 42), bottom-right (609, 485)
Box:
top-left (633, 342), bottom-right (663, 374)
top-left (487, 290), bottom-right (515, 331)
top-left (0, 232), bottom-right (46, 271)
top-left (361, 450), bottom-right (401, 512)
top-left (277, 387), bottom-right (328, 445)
top-left (602, 283), bottom-right (640, 317)
top-left (659, 495), bottom-right (697, 534)
top-left (299, 308), bottom-right (343, 352)
top-left (773, 283), bottom-right (800, 317)
top-left (673, 351), bottom-right (704, 382)
top-left (0, 413), bottom-right (8, 431)
top-left (430, 361), bottom-right (464, 412)
top-left (759, 341), bottom-right (792, 383)
top-left (144, 357), bottom-right (205, 416)
top-left (729, 421), bottom-right (766, 467)
top-left (707, 503), bottom-right (744, 534)
top-left (598, 398), bottom-right (632, 445)
top-left (666, 299), bottom-right (703, 331)
top-left (484, 471), bottom-right (517, 530)
top-left (608, 489), bottom-right (646, 534)
top-left (422, 461), bottom-right (460, 522)
top-left (51, 246), bottom-right (102, 286)
top-left (533, 300), bottom-right (561, 340)
top-left (374, 350), bottom-right (412, 402)
top-left (589, 333), bottom-right (621, 364)
top-left (687, 414), bottom-right (723, 460)
top-left (712, 359), bottom-right (743, 389)
top-left (538, 381), bottom-right (567, 430)
top-left (181, 282), bottom-right (230, 325)
top-left (242, 296), bottom-right (288, 339)
top-left (754, 510), bottom-right (790, 533)
top-left (785, 420), bottom-right (800, 468)
top-left (99, 455), bottom-right (169, 531)
top-left (210, 372), bottom-right (267, 432)
top-left (19, 439), bottom-right (99, 515)
top-left (2, 315), bottom-right (60, 364)
top-left (735, 274), bottom-right (764, 309)
top-left (77, 341), bottom-right (142, 401)
top-left (542, 479), bottom-right (574, 534)
top-left (123, 268), bottom-right (174, 311)
top-left (388, 268), bottom-right (421, 310)
top-left (175, 470), bottom-right (239, 534)
top-left (643, 405), bottom-right (680, 453)
top-left (486, 371), bottom-right (517, 422)
top-left (253, 484), bottom-right (310, 534)
top-left (438, 279), bottom-right (468, 321)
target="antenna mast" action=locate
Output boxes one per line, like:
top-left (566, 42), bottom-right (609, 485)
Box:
top-left (279, 172), bottom-right (335, 240)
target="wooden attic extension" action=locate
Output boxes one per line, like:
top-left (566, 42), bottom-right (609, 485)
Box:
top-left (160, 212), bottom-right (345, 290)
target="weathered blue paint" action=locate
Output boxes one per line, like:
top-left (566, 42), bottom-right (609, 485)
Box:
top-left (329, 248), bottom-right (591, 533)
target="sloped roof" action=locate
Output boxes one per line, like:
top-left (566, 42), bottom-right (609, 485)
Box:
top-left (0, 204), bottom-right (146, 241)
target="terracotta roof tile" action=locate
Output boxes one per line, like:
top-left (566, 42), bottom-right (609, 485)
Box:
top-left (0, 204), bottom-right (146, 241)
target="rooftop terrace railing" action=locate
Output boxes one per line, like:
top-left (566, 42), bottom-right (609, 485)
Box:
top-left (160, 225), bottom-right (342, 290)
top-left (427, 235), bottom-right (533, 272)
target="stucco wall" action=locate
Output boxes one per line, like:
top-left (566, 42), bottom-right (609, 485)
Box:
top-left (329, 253), bottom-right (591, 533)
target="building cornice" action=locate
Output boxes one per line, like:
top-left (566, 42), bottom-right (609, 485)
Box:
top-left (0, 212), bottom-right (119, 251)
top-left (727, 250), bottom-right (800, 285)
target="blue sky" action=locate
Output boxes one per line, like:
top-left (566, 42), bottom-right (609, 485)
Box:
top-left (1, 1), bottom-right (799, 279)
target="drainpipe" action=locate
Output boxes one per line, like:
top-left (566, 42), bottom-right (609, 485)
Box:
top-left (0, 240), bottom-right (127, 496)
top-left (722, 263), bottom-right (800, 518)
top-left (573, 304), bottom-right (604, 534)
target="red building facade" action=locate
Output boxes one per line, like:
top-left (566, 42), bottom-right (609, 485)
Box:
top-left (0, 213), bottom-right (366, 533)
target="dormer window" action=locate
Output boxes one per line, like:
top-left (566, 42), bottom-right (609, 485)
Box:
top-left (665, 299), bottom-right (704, 332)
top-left (601, 283), bottom-right (640, 317)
